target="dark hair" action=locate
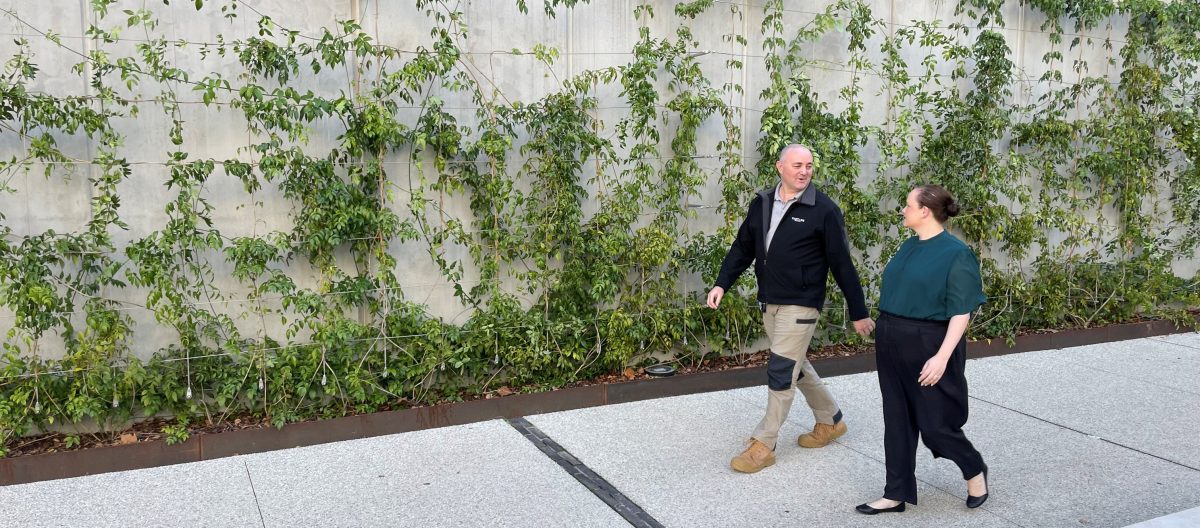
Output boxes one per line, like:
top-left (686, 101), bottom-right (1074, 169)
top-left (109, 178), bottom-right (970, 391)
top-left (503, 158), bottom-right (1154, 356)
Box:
top-left (914, 184), bottom-right (960, 223)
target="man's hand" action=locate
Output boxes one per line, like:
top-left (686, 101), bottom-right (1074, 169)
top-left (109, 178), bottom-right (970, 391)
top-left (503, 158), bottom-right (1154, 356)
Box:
top-left (852, 318), bottom-right (875, 336)
top-left (706, 286), bottom-right (725, 309)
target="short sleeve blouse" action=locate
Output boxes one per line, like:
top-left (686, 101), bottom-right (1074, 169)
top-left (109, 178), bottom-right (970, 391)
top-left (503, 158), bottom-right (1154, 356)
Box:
top-left (878, 231), bottom-right (987, 320)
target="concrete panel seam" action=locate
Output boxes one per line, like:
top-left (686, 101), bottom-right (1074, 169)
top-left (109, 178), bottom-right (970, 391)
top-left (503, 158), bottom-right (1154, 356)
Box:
top-left (969, 395), bottom-right (1200, 473)
top-left (1054, 360), bottom-right (1200, 398)
top-left (1150, 336), bottom-right (1200, 352)
top-left (242, 460), bottom-right (268, 528)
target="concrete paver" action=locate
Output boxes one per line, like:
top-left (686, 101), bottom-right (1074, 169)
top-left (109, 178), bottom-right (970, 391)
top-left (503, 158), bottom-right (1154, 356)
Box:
top-left (528, 389), bottom-right (1016, 527)
top-left (967, 347), bottom-right (1200, 470)
top-left (243, 419), bottom-right (627, 528)
top-left (530, 346), bottom-right (1200, 528)
top-left (1151, 333), bottom-right (1200, 350)
top-left (2, 333), bottom-right (1199, 527)
top-left (0, 456), bottom-right (262, 528)
top-left (827, 348), bottom-right (1200, 527)
top-left (1126, 505), bottom-right (1200, 527)
top-left (1052, 339), bottom-right (1200, 395)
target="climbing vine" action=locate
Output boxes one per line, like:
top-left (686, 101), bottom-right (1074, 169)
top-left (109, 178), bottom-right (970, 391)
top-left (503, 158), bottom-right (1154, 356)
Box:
top-left (0, 0), bottom-right (1197, 455)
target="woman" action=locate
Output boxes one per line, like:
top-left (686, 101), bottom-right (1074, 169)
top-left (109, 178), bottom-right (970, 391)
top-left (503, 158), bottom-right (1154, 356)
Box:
top-left (856, 184), bottom-right (989, 514)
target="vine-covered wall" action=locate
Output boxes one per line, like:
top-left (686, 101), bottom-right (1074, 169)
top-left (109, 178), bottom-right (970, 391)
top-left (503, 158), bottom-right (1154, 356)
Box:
top-left (0, 0), bottom-right (1197, 452)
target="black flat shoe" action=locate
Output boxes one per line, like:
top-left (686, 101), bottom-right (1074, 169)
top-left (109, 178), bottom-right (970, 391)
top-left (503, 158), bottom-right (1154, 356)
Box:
top-left (966, 465), bottom-right (989, 509)
top-left (856, 501), bottom-right (906, 515)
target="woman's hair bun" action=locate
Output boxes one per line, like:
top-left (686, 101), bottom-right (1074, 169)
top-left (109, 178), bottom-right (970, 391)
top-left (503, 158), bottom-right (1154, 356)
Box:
top-left (945, 200), bottom-right (960, 218)
top-left (914, 184), bottom-right (959, 223)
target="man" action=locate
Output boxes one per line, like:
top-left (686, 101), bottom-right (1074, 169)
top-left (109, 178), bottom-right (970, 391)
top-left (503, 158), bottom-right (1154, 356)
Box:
top-left (707, 144), bottom-right (874, 473)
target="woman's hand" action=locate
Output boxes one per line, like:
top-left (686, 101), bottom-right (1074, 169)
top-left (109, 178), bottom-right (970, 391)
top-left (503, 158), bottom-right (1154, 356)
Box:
top-left (918, 353), bottom-right (950, 386)
top-left (920, 313), bottom-right (971, 386)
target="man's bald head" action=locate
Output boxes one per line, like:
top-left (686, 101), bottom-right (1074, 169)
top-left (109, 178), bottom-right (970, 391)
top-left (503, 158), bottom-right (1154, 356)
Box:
top-left (778, 144), bottom-right (813, 162)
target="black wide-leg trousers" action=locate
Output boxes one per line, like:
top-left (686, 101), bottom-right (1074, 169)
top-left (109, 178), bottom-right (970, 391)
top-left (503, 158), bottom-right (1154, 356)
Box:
top-left (875, 312), bottom-right (985, 505)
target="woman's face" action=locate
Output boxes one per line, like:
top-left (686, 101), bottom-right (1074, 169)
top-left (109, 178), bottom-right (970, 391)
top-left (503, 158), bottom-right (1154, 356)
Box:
top-left (901, 189), bottom-right (926, 229)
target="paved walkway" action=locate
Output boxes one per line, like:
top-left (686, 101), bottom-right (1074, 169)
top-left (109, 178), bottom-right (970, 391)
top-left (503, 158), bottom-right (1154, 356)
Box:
top-left (3, 333), bottom-right (1199, 527)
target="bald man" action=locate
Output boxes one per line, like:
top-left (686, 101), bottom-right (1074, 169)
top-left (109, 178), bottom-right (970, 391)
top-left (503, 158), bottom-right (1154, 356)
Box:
top-left (707, 144), bottom-right (874, 473)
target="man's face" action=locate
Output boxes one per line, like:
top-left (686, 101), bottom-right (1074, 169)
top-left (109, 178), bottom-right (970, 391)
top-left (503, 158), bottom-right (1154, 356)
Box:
top-left (775, 148), bottom-right (813, 195)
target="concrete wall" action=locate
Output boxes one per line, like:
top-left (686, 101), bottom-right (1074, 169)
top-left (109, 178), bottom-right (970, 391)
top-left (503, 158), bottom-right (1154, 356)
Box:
top-left (0, 0), bottom-right (1194, 360)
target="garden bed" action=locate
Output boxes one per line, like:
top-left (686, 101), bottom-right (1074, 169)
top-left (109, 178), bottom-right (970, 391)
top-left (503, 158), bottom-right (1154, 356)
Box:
top-left (1, 316), bottom-right (1194, 486)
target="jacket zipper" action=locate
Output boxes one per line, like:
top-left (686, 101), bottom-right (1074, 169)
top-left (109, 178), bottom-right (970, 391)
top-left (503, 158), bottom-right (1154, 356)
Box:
top-left (762, 201), bottom-right (806, 289)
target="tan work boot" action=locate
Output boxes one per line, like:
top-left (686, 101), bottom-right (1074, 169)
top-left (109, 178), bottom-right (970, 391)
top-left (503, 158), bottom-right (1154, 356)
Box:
top-left (730, 438), bottom-right (776, 473)
top-left (798, 421), bottom-right (847, 448)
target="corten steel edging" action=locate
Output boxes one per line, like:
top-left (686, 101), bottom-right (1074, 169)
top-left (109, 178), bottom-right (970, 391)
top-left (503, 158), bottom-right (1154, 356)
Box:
top-left (0, 436), bottom-right (202, 486)
top-left (1, 317), bottom-right (1194, 486)
top-left (607, 366), bottom-right (765, 405)
top-left (966, 318), bottom-right (1197, 360)
top-left (197, 384), bottom-right (610, 460)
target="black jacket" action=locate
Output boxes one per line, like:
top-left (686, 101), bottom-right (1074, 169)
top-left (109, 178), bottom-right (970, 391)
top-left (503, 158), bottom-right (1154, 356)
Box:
top-left (714, 184), bottom-right (869, 320)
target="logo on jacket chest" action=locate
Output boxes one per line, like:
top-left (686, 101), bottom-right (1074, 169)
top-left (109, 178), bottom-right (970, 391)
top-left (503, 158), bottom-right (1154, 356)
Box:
top-left (790, 217), bottom-right (806, 223)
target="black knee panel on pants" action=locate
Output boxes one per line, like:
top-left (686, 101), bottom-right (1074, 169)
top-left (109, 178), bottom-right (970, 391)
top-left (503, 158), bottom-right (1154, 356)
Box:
top-left (767, 352), bottom-right (796, 391)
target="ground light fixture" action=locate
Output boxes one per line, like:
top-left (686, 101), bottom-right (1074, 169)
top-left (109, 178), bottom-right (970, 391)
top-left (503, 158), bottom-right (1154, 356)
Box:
top-left (645, 365), bottom-right (676, 377)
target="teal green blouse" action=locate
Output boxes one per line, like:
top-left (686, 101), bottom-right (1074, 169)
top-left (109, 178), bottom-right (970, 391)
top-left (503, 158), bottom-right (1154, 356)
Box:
top-left (879, 230), bottom-right (987, 321)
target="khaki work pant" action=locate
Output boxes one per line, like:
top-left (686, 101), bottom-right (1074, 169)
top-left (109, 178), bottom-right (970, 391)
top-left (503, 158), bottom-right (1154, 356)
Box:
top-left (750, 304), bottom-right (842, 449)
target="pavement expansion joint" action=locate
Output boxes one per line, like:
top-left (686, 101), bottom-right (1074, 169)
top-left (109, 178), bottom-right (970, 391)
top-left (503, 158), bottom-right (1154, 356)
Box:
top-left (1149, 336), bottom-right (1200, 352)
top-left (242, 460), bottom-right (268, 528)
top-left (507, 417), bottom-right (665, 528)
top-left (969, 395), bottom-right (1200, 473)
top-left (1056, 360), bottom-right (1200, 398)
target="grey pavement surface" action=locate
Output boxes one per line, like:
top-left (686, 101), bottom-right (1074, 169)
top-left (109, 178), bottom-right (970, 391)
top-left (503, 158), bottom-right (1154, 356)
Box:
top-left (3, 333), bottom-right (1199, 527)
top-left (1125, 506), bottom-right (1200, 528)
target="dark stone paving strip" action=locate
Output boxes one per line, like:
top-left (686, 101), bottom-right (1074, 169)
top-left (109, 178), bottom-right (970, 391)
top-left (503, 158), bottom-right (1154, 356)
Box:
top-left (507, 417), bottom-right (665, 528)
